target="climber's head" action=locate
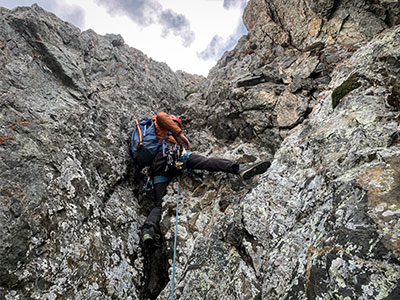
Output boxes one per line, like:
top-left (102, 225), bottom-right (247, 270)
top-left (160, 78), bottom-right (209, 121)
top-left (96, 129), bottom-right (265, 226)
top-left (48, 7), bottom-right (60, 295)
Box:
top-left (170, 115), bottom-right (182, 128)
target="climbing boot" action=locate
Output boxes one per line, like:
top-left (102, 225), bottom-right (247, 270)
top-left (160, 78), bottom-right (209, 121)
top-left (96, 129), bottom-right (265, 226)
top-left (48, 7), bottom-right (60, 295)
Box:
top-left (239, 160), bottom-right (271, 180)
top-left (141, 224), bottom-right (162, 249)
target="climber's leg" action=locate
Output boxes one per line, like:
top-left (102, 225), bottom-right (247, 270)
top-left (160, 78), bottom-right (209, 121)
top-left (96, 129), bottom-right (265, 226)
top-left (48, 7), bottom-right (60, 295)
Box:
top-left (186, 153), bottom-right (239, 173)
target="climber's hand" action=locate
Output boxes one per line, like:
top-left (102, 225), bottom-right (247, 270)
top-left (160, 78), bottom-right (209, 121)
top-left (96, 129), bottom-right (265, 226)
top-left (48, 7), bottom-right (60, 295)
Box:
top-left (177, 133), bottom-right (191, 150)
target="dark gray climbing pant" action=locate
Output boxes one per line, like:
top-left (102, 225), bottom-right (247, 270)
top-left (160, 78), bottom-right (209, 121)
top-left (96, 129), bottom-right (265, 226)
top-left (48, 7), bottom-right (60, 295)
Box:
top-left (145, 152), bottom-right (239, 231)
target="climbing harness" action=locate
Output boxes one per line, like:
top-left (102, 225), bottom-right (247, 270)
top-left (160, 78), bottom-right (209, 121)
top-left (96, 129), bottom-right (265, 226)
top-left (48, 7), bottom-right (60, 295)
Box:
top-left (142, 145), bottom-right (190, 194)
top-left (170, 174), bottom-right (181, 300)
top-left (164, 144), bottom-right (190, 173)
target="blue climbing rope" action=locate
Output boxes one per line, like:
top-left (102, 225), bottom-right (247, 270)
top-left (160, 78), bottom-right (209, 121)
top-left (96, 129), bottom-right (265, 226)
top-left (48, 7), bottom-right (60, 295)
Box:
top-left (170, 175), bottom-right (181, 300)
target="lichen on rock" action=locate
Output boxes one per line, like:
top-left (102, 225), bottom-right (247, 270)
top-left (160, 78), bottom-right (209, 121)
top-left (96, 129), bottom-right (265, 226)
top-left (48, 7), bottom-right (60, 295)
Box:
top-left (1, 1), bottom-right (400, 300)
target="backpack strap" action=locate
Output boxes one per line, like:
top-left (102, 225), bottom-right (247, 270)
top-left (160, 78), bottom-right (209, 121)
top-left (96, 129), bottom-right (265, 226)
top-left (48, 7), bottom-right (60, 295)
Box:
top-left (158, 131), bottom-right (172, 155)
top-left (135, 120), bottom-right (143, 149)
top-left (160, 131), bottom-right (171, 143)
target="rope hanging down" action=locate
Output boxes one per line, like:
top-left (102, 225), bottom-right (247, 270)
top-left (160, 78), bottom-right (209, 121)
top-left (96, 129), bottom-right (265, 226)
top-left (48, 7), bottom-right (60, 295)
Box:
top-left (170, 175), bottom-right (181, 300)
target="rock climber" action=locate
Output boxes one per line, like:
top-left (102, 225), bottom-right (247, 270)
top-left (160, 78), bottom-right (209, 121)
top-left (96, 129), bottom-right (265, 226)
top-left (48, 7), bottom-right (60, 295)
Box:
top-left (141, 112), bottom-right (270, 249)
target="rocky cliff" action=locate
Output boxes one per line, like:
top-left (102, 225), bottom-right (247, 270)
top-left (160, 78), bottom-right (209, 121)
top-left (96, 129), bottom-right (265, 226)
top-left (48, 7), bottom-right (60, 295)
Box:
top-left (1, 1), bottom-right (399, 300)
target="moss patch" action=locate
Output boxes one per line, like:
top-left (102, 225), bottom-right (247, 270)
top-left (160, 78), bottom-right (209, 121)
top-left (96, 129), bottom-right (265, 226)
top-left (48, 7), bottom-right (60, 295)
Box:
top-left (332, 73), bottom-right (361, 109)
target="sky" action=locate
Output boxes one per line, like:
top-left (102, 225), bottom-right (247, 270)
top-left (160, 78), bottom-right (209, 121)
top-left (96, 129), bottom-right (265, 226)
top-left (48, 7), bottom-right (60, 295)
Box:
top-left (0, 0), bottom-right (249, 76)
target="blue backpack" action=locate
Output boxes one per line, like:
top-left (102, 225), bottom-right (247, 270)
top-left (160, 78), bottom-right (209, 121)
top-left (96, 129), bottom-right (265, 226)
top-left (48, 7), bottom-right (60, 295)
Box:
top-left (129, 118), bottom-right (170, 167)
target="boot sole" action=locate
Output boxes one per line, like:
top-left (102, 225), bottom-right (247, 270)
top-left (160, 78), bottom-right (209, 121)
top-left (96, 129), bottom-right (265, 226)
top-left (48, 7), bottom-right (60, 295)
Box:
top-left (240, 161), bottom-right (271, 180)
top-left (142, 234), bottom-right (162, 249)
top-left (142, 234), bottom-right (154, 246)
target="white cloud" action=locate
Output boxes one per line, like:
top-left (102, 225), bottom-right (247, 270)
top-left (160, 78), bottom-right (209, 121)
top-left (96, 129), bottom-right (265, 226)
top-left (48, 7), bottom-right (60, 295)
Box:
top-left (158, 8), bottom-right (195, 47)
top-left (1, 0), bottom-right (249, 76)
top-left (94, 0), bottom-right (195, 47)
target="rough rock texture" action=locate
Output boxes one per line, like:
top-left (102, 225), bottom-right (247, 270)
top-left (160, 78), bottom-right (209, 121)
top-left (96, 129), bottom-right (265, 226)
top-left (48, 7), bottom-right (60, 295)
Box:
top-left (1, 1), bottom-right (400, 300)
top-left (203, 0), bottom-right (400, 151)
top-left (0, 4), bottom-right (191, 300)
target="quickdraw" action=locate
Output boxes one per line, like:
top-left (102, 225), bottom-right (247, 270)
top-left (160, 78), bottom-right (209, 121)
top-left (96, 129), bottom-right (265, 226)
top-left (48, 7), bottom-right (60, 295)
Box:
top-left (164, 145), bottom-right (189, 172)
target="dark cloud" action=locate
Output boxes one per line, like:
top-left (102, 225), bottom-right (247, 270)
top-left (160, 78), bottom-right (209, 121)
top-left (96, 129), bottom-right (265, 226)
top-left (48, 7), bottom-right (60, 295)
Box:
top-left (95, 0), bottom-right (162, 27)
top-left (159, 9), bottom-right (194, 47)
top-left (198, 21), bottom-right (247, 61)
top-left (199, 0), bottom-right (248, 61)
top-left (223, 0), bottom-right (248, 10)
top-left (95, 0), bottom-right (194, 47)
top-left (197, 35), bottom-right (224, 61)
top-left (0, 0), bottom-right (85, 28)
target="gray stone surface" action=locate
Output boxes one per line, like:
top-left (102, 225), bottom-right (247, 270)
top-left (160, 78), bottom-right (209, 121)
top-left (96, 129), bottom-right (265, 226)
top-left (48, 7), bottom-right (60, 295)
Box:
top-left (0, 4), bottom-right (186, 300)
top-left (1, 1), bottom-right (400, 300)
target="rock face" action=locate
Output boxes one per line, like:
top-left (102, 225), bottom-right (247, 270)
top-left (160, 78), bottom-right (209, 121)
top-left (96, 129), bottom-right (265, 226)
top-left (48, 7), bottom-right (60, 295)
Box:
top-left (0, 1), bottom-right (399, 300)
top-left (0, 4), bottom-right (190, 300)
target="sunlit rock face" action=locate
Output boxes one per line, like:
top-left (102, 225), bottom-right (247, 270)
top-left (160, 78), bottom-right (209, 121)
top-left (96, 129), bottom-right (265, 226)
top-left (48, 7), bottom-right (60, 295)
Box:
top-left (1, 1), bottom-right (400, 300)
